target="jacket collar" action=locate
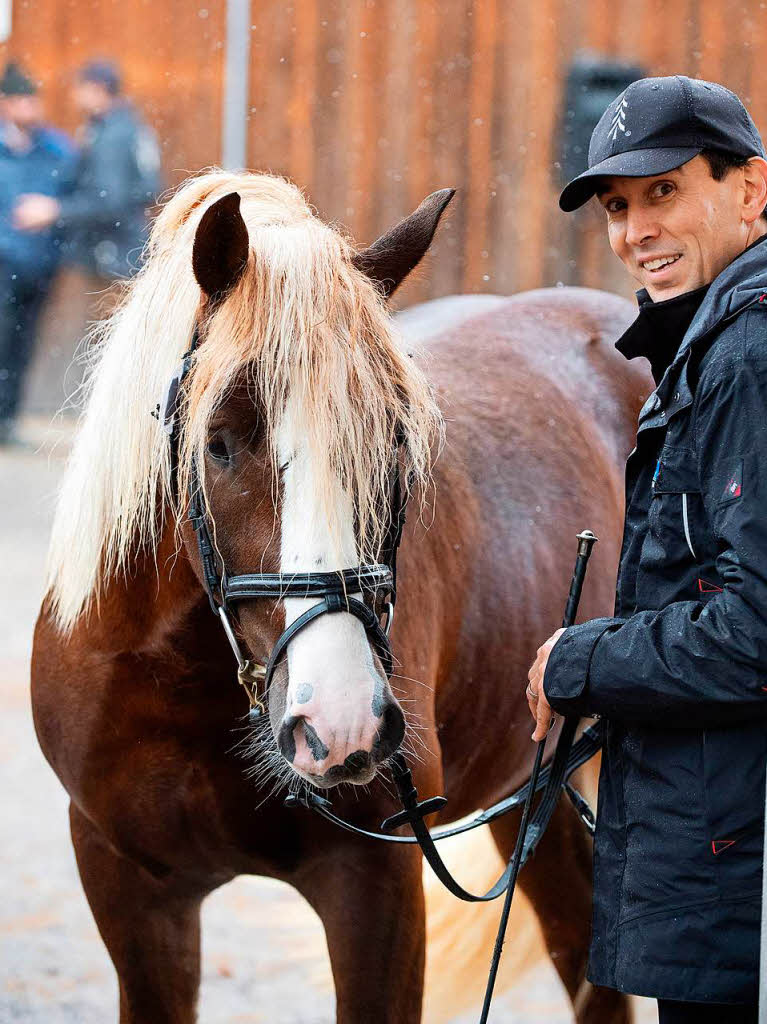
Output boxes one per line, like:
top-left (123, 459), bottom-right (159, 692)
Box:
top-left (620, 233), bottom-right (767, 434)
top-left (616, 283), bottom-right (710, 385)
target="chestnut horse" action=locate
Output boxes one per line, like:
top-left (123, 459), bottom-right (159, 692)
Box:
top-left (32, 171), bottom-right (648, 1023)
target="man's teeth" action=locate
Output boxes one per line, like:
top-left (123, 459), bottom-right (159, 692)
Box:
top-left (643, 254), bottom-right (682, 271)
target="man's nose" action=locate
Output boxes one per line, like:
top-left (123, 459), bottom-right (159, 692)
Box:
top-left (625, 207), bottom-right (661, 248)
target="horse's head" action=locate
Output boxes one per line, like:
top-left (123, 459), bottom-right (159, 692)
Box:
top-left (174, 179), bottom-right (450, 789)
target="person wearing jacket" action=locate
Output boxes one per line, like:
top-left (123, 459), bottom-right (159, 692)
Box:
top-left (14, 59), bottom-right (161, 281)
top-left (0, 63), bottom-right (73, 445)
top-left (526, 76), bottom-right (767, 1023)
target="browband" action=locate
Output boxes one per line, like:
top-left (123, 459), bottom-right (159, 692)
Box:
top-left (223, 565), bottom-right (393, 602)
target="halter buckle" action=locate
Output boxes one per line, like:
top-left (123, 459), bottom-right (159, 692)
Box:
top-left (218, 606), bottom-right (267, 717)
top-left (237, 660), bottom-right (267, 717)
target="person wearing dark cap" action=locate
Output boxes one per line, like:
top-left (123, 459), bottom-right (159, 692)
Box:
top-left (526, 76), bottom-right (767, 1022)
top-left (14, 59), bottom-right (161, 281)
top-left (0, 62), bottom-right (73, 445)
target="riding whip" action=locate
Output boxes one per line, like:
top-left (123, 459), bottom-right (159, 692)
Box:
top-left (478, 528), bottom-right (598, 1024)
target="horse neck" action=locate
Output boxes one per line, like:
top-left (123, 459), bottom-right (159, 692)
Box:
top-left (80, 515), bottom-right (213, 659)
top-left (394, 449), bottom-right (479, 681)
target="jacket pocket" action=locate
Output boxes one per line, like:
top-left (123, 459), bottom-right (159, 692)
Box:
top-left (642, 445), bottom-right (703, 588)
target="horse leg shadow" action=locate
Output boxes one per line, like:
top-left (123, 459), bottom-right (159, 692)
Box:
top-left (69, 802), bottom-right (212, 1024)
top-left (294, 839), bottom-right (426, 1024)
top-left (490, 797), bottom-right (631, 1024)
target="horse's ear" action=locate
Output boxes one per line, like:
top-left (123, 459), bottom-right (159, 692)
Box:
top-left (352, 188), bottom-right (456, 299)
top-left (192, 192), bottom-right (250, 299)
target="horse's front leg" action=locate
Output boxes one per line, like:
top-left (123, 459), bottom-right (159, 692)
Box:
top-left (295, 838), bottom-right (425, 1024)
top-left (69, 802), bottom-right (214, 1024)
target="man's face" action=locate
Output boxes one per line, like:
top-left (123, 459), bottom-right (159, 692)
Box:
top-left (597, 155), bottom-right (765, 300)
top-left (0, 94), bottom-right (42, 130)
top-left (72, 80), bottom-right (112, 117)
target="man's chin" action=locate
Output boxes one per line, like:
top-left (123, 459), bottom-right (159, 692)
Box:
top-left (645, 281), bottom-right (692, 301)
top-left (643, 272), bottom-right (704, 302)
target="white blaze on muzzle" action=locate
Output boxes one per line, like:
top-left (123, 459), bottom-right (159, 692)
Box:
top-left (276, 413), bottom-right (390, 779)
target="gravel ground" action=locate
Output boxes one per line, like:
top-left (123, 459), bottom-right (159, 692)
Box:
top-left (0, 417), bottom-right (656, 1023)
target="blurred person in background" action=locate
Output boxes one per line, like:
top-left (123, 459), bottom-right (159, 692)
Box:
top-left (14, 59), bottom-right (162, 282)
top-left (0, 62), bottom-right (73, 447)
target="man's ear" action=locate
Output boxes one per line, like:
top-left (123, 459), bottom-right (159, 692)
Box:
top-left (741, 157), bottom-right (767, 225)
top-left (352, 188), bottom-right (456, 298)
top-left (192, 192), bottom-right (250, 299)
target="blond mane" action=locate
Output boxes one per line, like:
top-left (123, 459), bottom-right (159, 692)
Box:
top-left (46, 170), bottom-right (442, 632)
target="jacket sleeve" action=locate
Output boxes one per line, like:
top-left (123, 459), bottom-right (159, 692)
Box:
top-left (56, 126), bottom-right (142, 230)
top-left (544, 352), bottom-right (767, 728)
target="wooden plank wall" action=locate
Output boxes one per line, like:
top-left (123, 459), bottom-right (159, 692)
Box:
top-left (4, 0), bottom-right (767, 310)
top-left (1, 0), bottom-right (225, 183)
top-left (244, 0), bottom-right (767, 307)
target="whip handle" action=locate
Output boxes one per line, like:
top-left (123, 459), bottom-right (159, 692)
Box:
top-left (478, 528), bottom-right (598, 1024)
top-left (562, 530), bottom-right (598, 628)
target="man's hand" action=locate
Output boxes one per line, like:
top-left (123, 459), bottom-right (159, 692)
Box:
top-left (527, 628), bottom-right (565, 741)
top-left (13, 194), bottom-right (61, 232)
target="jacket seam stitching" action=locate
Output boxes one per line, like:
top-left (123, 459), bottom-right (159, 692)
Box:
top-left (618, 889), bottom-right (761, 929)
top-left (614, 740), bottom-right (630, 970)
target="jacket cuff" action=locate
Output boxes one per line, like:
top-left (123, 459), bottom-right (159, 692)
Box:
top-left (543, 617), bottom-right (619, 717)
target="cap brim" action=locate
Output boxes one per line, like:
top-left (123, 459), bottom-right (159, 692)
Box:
top-left (559, 147), bottom-right (702, 212)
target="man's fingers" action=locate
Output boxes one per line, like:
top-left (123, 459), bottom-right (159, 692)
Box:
top-left (532, 695), bottom-right (553, 742)
top-left (527, 627), bottom-right (566, 739)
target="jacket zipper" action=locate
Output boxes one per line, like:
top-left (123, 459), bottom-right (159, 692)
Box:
top-left (681, 492), bottom-right (697, 560)
top-left (662, 298), bottom-right (764, 564)
top-left (643, 294), bottom-right (764, 425)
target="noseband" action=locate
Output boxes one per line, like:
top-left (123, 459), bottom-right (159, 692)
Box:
top-left (161, 327), bottom-right (406, 718)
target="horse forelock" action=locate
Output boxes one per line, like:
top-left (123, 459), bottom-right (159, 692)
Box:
top-left (46, 170), bottom-right (442, 633)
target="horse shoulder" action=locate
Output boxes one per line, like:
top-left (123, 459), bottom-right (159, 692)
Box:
top-left (30, 559), bottom-right (255, 876)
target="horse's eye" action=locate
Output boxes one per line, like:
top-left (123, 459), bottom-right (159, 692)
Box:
top-left (206, 435), bottom-right (231, 463)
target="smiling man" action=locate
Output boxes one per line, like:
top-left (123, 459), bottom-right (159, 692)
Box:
top-left (526, 77), bottom-right (767, 1023)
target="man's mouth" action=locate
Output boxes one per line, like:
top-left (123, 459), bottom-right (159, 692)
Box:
top-left (641, 254), bottom-right (683, 273)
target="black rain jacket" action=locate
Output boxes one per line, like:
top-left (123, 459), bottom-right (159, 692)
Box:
top-left (58, 103), bottom-right (161, 279)
top-left (544, 238), bottom-right (767, 1004)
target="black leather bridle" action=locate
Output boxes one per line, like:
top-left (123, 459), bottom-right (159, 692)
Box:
top-left (161, 326), bottom-right (405, 719)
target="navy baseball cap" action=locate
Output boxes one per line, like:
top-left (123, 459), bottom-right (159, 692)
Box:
top-left (0, 62), bottom-right (37, 97)
top-left (79, 59), bottom-right (121, 96)
top-left (559, 75), bottom-right (766, 212)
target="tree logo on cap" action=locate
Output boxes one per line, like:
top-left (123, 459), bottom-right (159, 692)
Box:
top-left (609, 94), bottom-right (629, 142)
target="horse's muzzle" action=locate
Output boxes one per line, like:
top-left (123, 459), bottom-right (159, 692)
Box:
top-left (276, 696), bottom-right (406, 787)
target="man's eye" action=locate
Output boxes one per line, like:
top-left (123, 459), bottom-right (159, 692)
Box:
top-left (605, 199), bottom-right (626, 214)
top-left (206, 436), bottom-right (231, 463)
top-left (652, 182), bottom-right (675, 198)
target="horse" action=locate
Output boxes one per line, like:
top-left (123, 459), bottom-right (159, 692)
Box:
top-left (31, 170), bottom-right (649, 1024)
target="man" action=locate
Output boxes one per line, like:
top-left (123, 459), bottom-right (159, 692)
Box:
top-left (0, 62), bottom-right (73, 445)
top-left (14, 59), bottom-right (161, 280)
top-left (526, 76), bottom-right (767, 1023)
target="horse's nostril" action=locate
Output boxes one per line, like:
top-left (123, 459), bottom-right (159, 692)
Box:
top-left (277, 715), bottom-right (300, 762)
top-left (372, 702), bottom-right (406, 761)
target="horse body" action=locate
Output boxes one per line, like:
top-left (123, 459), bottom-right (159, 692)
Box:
top-left (32, 172), bottom-right (649, 1024)
top-left (398, 288), bottom-right (645, 819)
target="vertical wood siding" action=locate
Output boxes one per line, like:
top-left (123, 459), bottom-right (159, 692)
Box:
top-left (3, 0), bottom-right (766, 307)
